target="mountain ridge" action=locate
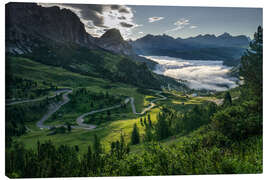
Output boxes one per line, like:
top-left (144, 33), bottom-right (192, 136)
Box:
top-left (131, 33), bottom-right (249, 62)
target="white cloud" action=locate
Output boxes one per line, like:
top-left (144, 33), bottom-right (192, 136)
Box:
top-left (144, 56), bottom-right (238, 91)
top-left (165, 18), bottom-right (190, 33)
top-left (174, 18), bottom-right (190, 26)
top-left (138, 31), bottom-right (144, 34)
top-left (148, 17), bottom-right (164, 23)
top-left (102, 7), bottom-right (141, 38)
top-left (190, 25), bottom-right (198, 29)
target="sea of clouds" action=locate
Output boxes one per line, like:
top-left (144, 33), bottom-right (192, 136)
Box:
top-left (144, 56), bottom-right (238, 91)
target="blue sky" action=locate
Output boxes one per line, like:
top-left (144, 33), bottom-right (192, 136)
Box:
top-left (40, 3), bottom-right (262, 40)
top-left (131, 6), bottom-right (262, 39)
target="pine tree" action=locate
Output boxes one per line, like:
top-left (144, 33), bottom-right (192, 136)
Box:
top-left (84, 145), bottom-right (93, 173)
top-left (131, 123), bottom-right (140, 145)
top-left (148, 119), bottom-right (152, 128)
top-left (144, 117), bottom-right (147, 127)
top-left (240, 26), bottom-right (263, 107)
top-left (223, 92), bottom-right (232, 106)
top-left (66, 122), bottom-right (72, 133)
top-left (90, 102), bottom-right (94, 108)
top-left (148, 114), bottom-right (151, 121)
top-left (75, 145), bottom-right (79, 152)
top-left (144, 125), bottom-right (153, 142)
top-left (155, 113), bottom-right (170, 140)
top-left (93, 134), bottom-right (102, 154)
top-left (140, 118), bottom-right (144, 126)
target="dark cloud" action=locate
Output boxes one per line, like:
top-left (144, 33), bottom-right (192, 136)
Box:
top-left (63, 4), bottom-right (104, 13)
top-left (110, 4), bottom-right (130, 13)
top-left (61, 4), bottom-right (105, 27)
top-left (39, 3), bottom-right (135, 38)
top-left (118, 16), bottom-right (126, 20)
top-left (120, 22), bottom-right (134, 28)
top-left (119, 7), bottom-right (130, 13)
top-left (110, 5), bottom-right (121, 10)
top-left (57, 4), bottom-right (130, 27)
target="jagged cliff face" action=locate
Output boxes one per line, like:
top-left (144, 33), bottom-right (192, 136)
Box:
top-left (6, 2), bottom-right (96, 54)
top-left (6, 3), bottom-right (135, 57)
top-left (96, 28), bottom-right (134, 56)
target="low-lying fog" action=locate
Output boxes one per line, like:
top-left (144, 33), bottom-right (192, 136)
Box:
top-left (144, 56), bottom-right (238, 91)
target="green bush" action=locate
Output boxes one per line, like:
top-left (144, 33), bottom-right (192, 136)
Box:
top-left (212, 100), bottom-right (262, 140)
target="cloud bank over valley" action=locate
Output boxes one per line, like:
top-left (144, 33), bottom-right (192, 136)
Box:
top-left (144, 56), bottom-right (238, 91)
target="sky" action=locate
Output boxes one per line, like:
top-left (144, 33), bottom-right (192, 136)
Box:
top-left (39, 3), bottom-right (262, 40)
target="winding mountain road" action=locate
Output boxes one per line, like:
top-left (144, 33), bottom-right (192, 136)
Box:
top-left (36, 90), bottom-right (72, 129)
top-left (6, 89), bottom-right (71, 106)
top-left (75, 98), bottom-right (130, 130)
top-left (13, 88), bottom-right (167, 131)
top-left (130, 91), bottom-right (167, 115)
top-left (74, 91), bottom-right (166, 130)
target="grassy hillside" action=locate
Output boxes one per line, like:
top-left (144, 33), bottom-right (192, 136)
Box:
top-left (14, 87), bottom-right (211, 155)
top-left (6, 56), bottom-right (166, 154)
top-left (6, 56), bottom-right (107, 88)
top-left (15, 37), bottom-right (165, 89)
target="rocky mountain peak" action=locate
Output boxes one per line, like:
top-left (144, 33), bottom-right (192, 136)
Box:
top-left (100, 28), bottom-right (124, 42)
top-left (218, 32), bottom-right (232, 39)
top-left (97, 28), bottom-right (134, 56)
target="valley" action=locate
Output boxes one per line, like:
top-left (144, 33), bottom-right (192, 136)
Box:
top-left (8, 55), bottom-right (215, 155)
top-left (5, 2), bottom-right (262, 178)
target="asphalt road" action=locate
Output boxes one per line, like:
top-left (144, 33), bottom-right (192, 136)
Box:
top-left (27, 89), bottom-right (166, 130)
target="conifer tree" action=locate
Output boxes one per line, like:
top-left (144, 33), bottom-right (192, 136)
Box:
top-left (144, 125), bottom-right (153, 142)
top-left (93, 134), bottom-right (102, 154)
top-left (155, 113), bottom-right (170, 140)
top-left (148, 114), bottom-right (151, 121)
top-left (148, 119), bottom-right (152, 128)
top-left (131, 123), bottom-right (140, 145)
top-left (140, 117), bottom-right (144, 126)
top-left (240, 25), bottom-right (263, 107)
top-left (223, 92), bottom-right (232, 106)
top-left (144, 117), bottom-right (147, 127)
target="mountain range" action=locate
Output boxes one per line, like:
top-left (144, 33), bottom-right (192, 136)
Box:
top-left (131, 33), bottom-right (249, 62)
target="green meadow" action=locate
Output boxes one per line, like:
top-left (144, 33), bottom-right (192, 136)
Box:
top-left (9, 56), bottom-right (210, 155)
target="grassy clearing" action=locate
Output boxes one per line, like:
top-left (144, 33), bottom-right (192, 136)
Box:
top-left (155, 92), bottom-right (209, 113)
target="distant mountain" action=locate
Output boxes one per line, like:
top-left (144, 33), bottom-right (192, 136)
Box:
top-left (182, 33), bottom-right (249, 47)
top-left (132, 34), bottom-right (191, 54)
top-left (96, 28), bottom-right (134, 56)
top-left (132, 33), bottom-right (250, 63)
